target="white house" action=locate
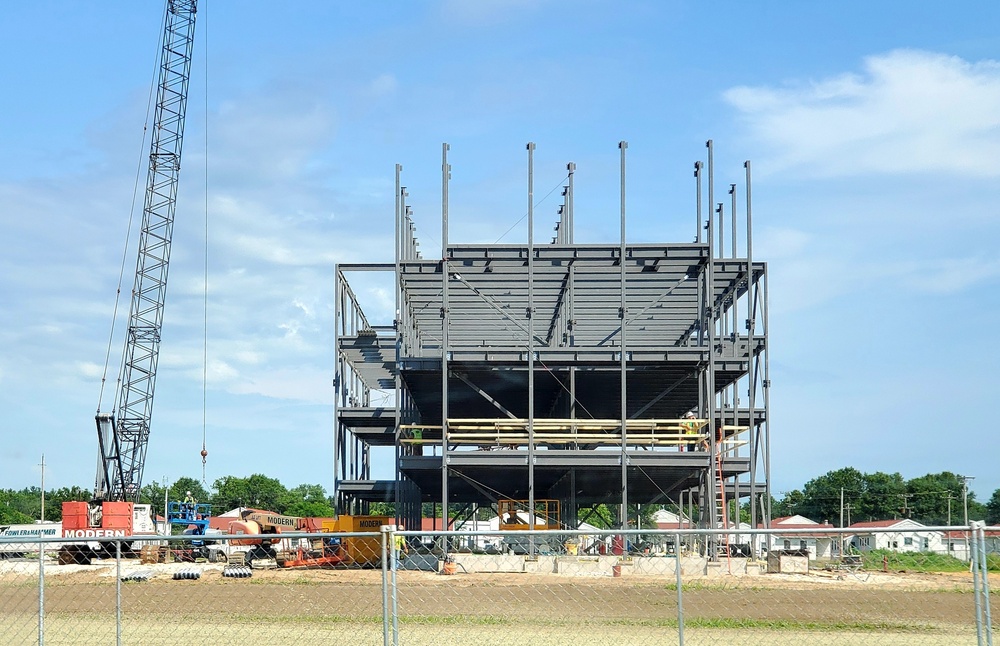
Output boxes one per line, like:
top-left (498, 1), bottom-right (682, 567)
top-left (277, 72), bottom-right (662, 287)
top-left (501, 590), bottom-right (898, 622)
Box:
top-left (849, 519), bottom-right (944, 555)
top-left (762, 515), bottom-right (839, 560)
top-left (652, 509), bottom-right (693, 530)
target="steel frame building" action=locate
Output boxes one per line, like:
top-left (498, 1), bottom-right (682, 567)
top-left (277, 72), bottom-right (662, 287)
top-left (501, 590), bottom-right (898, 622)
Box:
top-left (333, 141), bottom-right (771, 554)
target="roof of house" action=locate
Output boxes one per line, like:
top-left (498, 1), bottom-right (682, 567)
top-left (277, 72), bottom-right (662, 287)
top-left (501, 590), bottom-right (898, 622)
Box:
top-left (850, 519), bottom-right (925, 530)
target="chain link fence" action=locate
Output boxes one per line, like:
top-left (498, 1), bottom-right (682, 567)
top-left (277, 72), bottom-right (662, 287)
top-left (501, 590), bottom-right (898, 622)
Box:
top-left (1, 524), bottom-right (995, 645)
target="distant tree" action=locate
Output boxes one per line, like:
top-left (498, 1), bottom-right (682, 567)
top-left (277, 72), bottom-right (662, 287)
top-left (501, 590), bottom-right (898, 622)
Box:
top-left (284, 500), bottom-right (336, 518)
top-left (968, 500), bottom-right (987, 523)
top-left (168, 477), bottom-right (210, 505)
top-left (139, 482), bottom-right (168, 516)
top-left (857, 472), bottom-right (907, 521)
top-left (799, 468), bottom-right (867, 523)
top-left (7, 487), bottom-right (43, 521)
top-left (0, 505), bottom-right (33, 524)
top-left (278, 483), bottom-right (330, 514)
top-left (906, 472), bottom-right (971, 525)
top-left (46, 486), bottom-right (93, 521)
top-left (212, 474), bottom-right (287, 513)
top-left (369, 502), bottom-right (396, 517)
top-left (789, 468), bottom-right (908, 524)
top-left (772, 490), bottom-right (804, 518)
top-left (986, 489), bottom-right (1000, 525)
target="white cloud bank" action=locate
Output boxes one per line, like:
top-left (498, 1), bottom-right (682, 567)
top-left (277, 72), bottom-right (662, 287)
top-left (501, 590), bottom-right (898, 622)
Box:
top-left (725, 50), bottom-right (1000, 178)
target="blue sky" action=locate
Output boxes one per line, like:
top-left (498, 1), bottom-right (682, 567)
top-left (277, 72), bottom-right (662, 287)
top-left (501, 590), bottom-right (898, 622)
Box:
top-left (1, 1), bottom-right (997, 505)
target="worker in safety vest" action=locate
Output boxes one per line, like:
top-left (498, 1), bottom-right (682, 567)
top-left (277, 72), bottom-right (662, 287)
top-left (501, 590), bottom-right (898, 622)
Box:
top-left (392, 523), bottom-right (408, 566)
top-left (681, 412), bottom-right (700, 451)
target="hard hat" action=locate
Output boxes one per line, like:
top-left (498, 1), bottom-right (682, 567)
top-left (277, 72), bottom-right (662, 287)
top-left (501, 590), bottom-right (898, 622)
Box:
top-left (684, 411), bottom-right (695, 418)
top-left (186, 491), bottom-right (191, 496)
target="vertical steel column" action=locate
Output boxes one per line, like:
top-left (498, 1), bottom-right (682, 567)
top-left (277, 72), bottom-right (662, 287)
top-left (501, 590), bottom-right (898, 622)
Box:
top-left (333, 267), bottom-right (341, 515)
top-left (745, 161), bottom-right (761, 532)
top-left (394, 164), bottom-right (402, 523)
top-left (705, 140), bottom-right (717, 546)
top-left (694, 161), bottom-right (703, 244)
top-left (619, 140), bottom-right (629, 531)
top-left (440, 143), bottom-right (451, 543)
top-left (527, 142), bottom-right (537, 540)
top-left (729, 183), bottom-right (740, 526)
top-left (761, 267), bottom-right (772, 522)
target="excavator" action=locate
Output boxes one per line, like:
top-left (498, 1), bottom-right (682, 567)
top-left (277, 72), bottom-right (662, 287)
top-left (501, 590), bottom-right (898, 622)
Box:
top-left (59, 0), bottom-right (198, 565)
top-left (227, 511), bottom-right (391, 568)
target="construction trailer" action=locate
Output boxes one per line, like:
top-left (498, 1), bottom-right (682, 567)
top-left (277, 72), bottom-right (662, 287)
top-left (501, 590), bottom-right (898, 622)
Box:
top-left (333, 142), bottom-right (771, 559)
top-left (226, 512), bottom-right (389, 568)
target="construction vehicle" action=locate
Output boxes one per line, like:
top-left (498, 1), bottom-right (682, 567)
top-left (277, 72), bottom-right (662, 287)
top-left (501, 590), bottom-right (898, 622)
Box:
top-left (60, 0), bottom-right (197, 565)
top-left (227, 511), bottom-right (391, 568)
top-left (498, 499), bottom-right (567, 554)
top-left (165, 501), bottom-right (214, 562)
top-left (58, 501), bottom-right (158, 564)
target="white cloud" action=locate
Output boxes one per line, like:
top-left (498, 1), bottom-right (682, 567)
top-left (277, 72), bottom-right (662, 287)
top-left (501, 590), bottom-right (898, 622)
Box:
top-left (229, 367), bottom-right (332, 404)
top-left (754, 226), bottom-right (812, 260)
top-left (438, 0), bottom-right (547, 25)
top-left (77, 361), bottom-right (104, 379)
top-left (887, 256), bottom-right (1000, 294)
top-left (367, 73), bottom-right (398, 99)
top-left (725, 50), bottom-right (1000, 178)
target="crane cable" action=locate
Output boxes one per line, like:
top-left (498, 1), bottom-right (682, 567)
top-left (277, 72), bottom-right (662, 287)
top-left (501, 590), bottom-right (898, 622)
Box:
top-left (96, 8), bottom-right (169, 414)
top-left (201, 0), bottom-right (210, 484)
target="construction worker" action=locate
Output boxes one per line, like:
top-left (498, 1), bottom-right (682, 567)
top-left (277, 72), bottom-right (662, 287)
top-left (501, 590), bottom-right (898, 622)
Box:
top-left (392, 524), bottom-right (408, 566)
top-left (681, 411), bottom-right (700, 451)
top-left (183, 491), bottom-right (195, 519)
top-left (411, 428), bottom-right (423, 456)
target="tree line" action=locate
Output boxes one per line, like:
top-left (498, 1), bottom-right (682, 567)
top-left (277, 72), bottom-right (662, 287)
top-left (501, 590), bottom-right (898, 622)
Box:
top-left (770, 468), bottom-right (999, 526)
top-left (0, 474), bottom-right (335, 525)
top-left (2, 468), bottom-right (999, 526)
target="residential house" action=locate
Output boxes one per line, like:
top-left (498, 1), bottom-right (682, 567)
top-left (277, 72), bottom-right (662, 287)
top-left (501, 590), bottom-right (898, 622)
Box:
top-left (762, 515), bottom-right (840, 560)
top-left (849, 519), bottom-right (944, 555)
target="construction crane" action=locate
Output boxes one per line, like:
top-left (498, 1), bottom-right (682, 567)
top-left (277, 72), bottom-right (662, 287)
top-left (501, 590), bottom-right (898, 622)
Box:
top-left (95, 0), bottom-right (198, 504)
top-left (58, 0), bottom-right (197, 565)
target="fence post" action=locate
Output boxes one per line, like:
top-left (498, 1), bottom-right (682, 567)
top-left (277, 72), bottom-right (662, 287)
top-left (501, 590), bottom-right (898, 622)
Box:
top-left (37, 535), bottom-right (44, 646)
top-left (675, 532), bottom-right (684, 646)
top-left (974, 522), bottom-right (993, 646)
top-left (381, 526), bottom-right (390, 646)
top-left (115, 540), bottom-right (122, 646)
top-left (390, 526), bottom-right (399, 646)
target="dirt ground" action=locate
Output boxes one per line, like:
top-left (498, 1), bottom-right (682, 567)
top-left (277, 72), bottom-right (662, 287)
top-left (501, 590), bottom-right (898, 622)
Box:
top-left (0, 560), bottom-right (994, 645)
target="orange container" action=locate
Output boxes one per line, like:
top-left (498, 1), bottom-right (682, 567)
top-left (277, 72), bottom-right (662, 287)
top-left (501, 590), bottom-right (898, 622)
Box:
top-left (61, 502), bottom-right (90, 532)
top-left (102, 502), bottom-right (134, 533)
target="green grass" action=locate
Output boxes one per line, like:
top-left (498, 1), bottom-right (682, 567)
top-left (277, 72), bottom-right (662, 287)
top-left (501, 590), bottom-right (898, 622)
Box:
top-left (861, 550), bottom-right (968, 573)
top-left (394, 614), bottom-right (939, 632)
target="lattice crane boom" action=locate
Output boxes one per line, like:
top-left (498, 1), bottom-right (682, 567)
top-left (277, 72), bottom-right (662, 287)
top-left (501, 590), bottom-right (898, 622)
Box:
top-left (95, 0), bottom-right (198, 503)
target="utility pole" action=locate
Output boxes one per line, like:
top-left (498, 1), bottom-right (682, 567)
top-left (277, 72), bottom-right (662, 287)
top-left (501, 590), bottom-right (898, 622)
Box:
top-left (839, 487), bottom-right (844, 558)
top-left (163, 476), bottom-right (169, 535)
top-left (897, 493), bottom-right (914, 518)
top-left (961, 475), bottom-right (974, 562)
top-left (38, 454), bottom-right (46, 521)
